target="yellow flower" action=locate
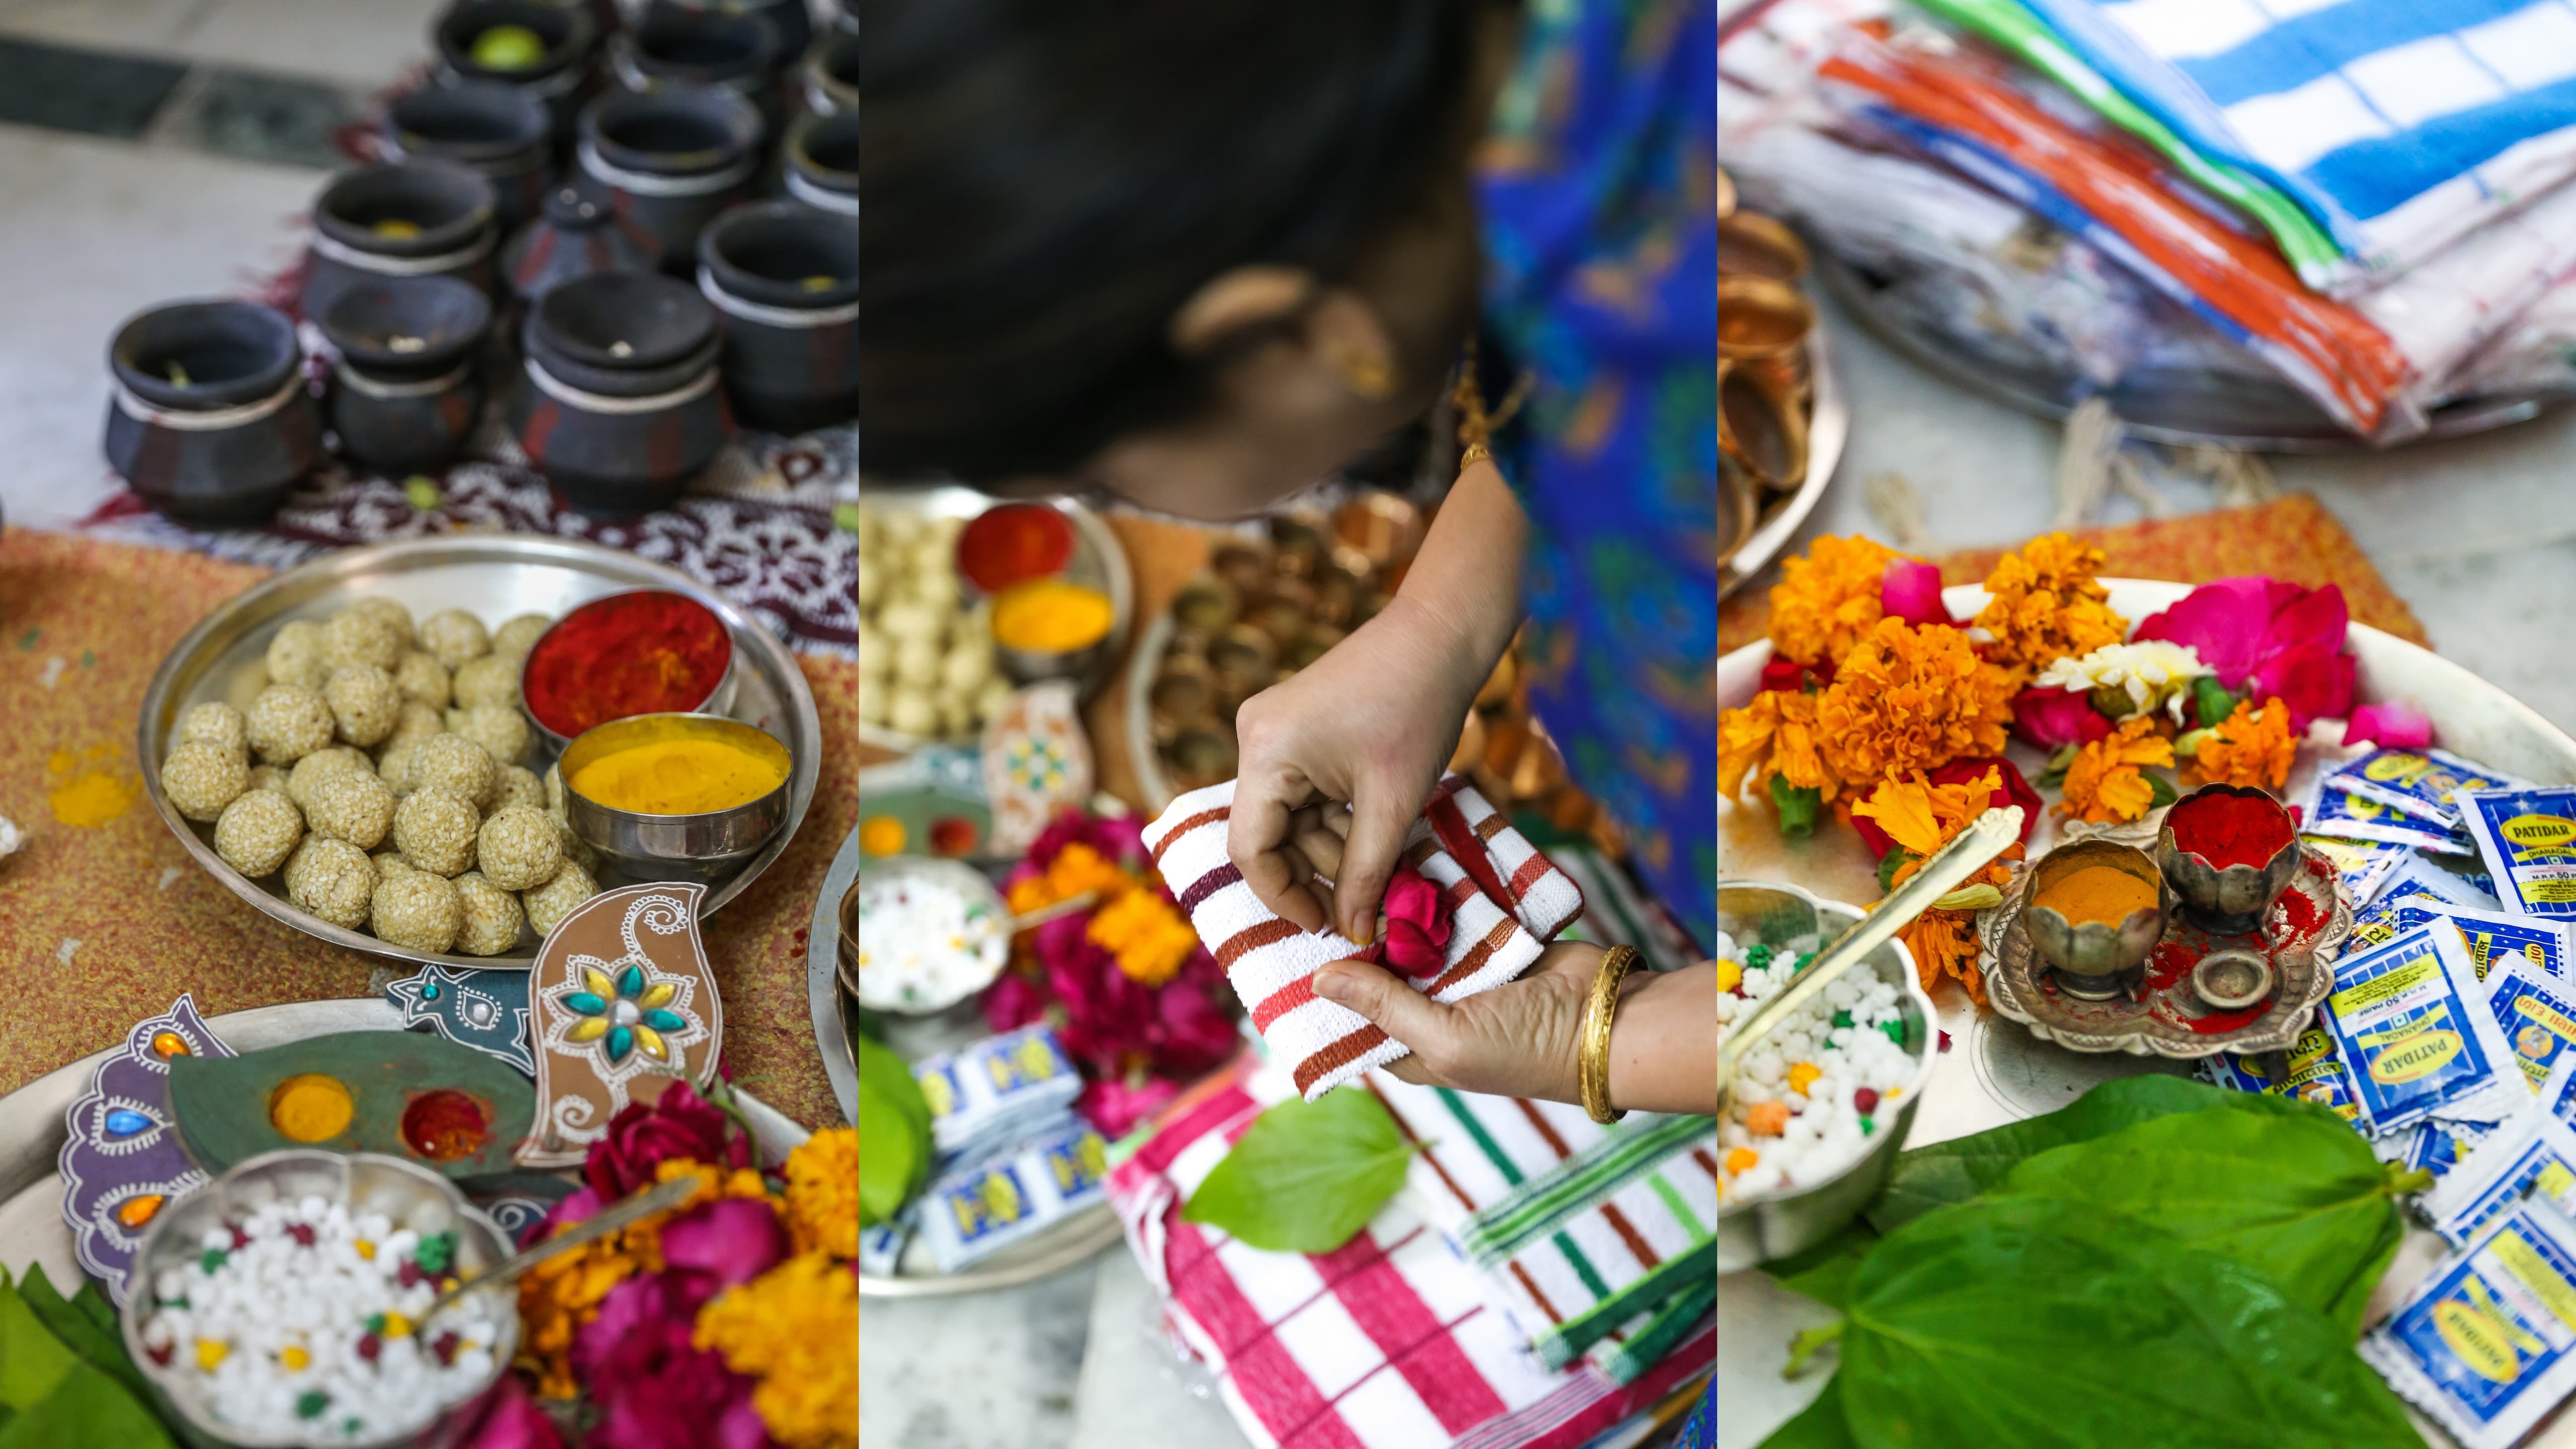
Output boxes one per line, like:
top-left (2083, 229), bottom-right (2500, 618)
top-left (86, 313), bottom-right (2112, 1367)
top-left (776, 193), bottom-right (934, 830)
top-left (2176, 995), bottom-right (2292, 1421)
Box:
top-left (1851, 768), bottom-right (2004, 858)
top-left (697, 1253), bottom-right (858, 1449)
top-left (1007, 843), bottom-right (1135, 916)
top-left (2058, 716), bottom-right (2177, 824)
top-left (1767, 535), bottom-right (1912, 665)
top-left (1884, 843), bottom-right (2020, 1006)
top-left (1972, 533), bottom-right (2127, 681)
top-left (2195, 697), bottom-right (2297, 790)
top-left (784, 1128), bottom-right (859, 1260)
top-left (1815, 619), bottom-right (2016, 785)
top-left (1086, 888), bottom-right (1198, 986)
top-left (1718, 687), bottom-right (1839, 804)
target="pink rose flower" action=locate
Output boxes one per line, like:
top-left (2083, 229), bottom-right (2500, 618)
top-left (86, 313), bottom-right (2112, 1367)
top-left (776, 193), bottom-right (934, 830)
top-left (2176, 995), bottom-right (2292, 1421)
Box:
top-left (583, 1082), bottom-right (748, 1201)
top-left (1076, 1074), bottom-right (1181, 1138)
top-left (2010, 687), bottom-right (2114, 751)
top-left (2133, 577), bottom-right (2354, 729)
top-left (1147, 974), bottom-right (1239, 1076)
top-left (576, 1275), bottom-right (770, 1449)
top-left (660, 1197), bottom-right (790, 1293)
top-left (2346, 699), bottom-right (2433, 750)
top-left (460, 1376), bottom-right (564, 1449)
top-left (981, 969), bottom-right (1053, 1035)
top-left (1880, 557), bottom-right (1950, 628)
top-left (1358, 866), bottom-right (1454, 980)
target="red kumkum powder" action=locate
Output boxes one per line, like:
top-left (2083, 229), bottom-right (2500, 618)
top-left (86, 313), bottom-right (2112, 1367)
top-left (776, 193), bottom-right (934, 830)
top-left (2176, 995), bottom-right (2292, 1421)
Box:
top-left (523, 591), bottom-right (732, 739)
top-left (2168, 791), bottom-right (2293, 870)
top-left (956, 504), bottom-right (1074, 594)
top-left (400, 1089), bottom-right (491, 1162)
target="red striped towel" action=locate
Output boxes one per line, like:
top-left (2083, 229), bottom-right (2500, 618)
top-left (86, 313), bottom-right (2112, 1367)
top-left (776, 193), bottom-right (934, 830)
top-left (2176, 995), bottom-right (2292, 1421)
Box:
top-left (1145, 776), bottom-right (1583, 1101)
top-left (1106, 1075), bottom-right (1711, 1449)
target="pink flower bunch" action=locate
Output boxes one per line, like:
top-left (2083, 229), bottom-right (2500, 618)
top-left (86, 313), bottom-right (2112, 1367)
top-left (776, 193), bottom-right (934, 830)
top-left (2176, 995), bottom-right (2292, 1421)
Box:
top-left (575, 1274), bottom-right (775, 1449)
top-left (2133, 577), bottom-right (2356, 729)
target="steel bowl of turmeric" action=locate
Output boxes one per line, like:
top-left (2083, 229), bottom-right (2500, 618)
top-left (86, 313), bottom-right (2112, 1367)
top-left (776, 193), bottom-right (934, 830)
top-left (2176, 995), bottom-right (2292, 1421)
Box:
top-left (991, 576), bottom-right (1120, 691)
top-left (558, 712), bottom-right (792, 881)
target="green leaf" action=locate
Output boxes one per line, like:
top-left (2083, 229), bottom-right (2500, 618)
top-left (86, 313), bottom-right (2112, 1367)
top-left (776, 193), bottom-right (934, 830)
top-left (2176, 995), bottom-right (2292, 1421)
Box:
top-left (0, 1358), bottom-right (174, 1449)
top-left (1770, 776), bottom-right (1821, 838)
top-left (1759, 1374), bottom-right (1861, 1449)
top-left (856, 1081), bottom-right (921, 1227)
top-left (15, 1268), bottom-right (144, 1405)
top-left (856, 1035), bottom-right (933, 1201)
top-left (1181, 1088), bottom-right (1422, 1253)
top-left (2146, 772), bottom-right (2180, 809)
top-left (1837, 1197), bottom-right (2421, 1449)
top-left (2037, 743), bottom-right (2078, 790)
top-left (2195, 675), bottom-right (2239, 730)
top-left (1996, 1107), bottom-right (2406, 1336)
top-left (1876, 847), bottom-right (1914, 895)
top-left (0, 1280), bottom-right (75, 1413)
top-left (67, 1283), bottom-right (116, 1343)
top-left (1769, 1223), bottom-right (1876, 1310)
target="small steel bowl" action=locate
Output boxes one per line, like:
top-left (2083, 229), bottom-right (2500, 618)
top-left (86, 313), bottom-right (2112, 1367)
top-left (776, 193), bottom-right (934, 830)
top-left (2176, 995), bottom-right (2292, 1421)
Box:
top-left (1208, 622), bottom-right (1278, 685)
top-left (851, 854), bottom-right (1012, 1014)
top-left (1146, 654), bottom-right (1217, 740)
top-left (1163, 727), bottom-right (1239, 791)
top-left (1210, 539), bottom-right (1271, 595)
top-left (1170, 574), bottom-right (1240, 633)
top-left (2021, 840), bottom-right (2170, 999)
top-left (991, 579), bottom-right (1120, 689)
top-left (559, 712), bottom-right (792, 880)
top-left (517, 587), bottom-right (741, 754)
top-left (2158, 783), bottom-right (2301, 937)
top-left (2193, 949), bottom-right (2275, 1011)
top-left (120, 1149), bottom-right (519, 1449)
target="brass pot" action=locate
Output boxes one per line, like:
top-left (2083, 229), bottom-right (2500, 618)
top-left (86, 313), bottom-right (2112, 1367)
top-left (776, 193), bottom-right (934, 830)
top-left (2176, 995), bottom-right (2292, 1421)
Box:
top-left (1719, 211), bottom-right (1810, 282)
top-left (1719, 275), bottom-right (1814, 361)
top-left (1171, 573), bottom-right (1241, 633)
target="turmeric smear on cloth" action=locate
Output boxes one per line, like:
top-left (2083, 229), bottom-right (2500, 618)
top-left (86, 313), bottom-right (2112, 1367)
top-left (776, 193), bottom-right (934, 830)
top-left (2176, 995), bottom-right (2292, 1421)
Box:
top-left (48, 745), bottom-right (136, 827)
top-left (2034, 864), bottom-right (2158, 926)
top-left (570, 737), bottom-right (786, 816)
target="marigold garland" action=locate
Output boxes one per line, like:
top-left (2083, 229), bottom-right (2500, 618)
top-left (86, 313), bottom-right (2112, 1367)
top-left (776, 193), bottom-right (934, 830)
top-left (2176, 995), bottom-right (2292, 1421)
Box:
top-left (1717, 685), bottom-right (1838, 804)
top-left (2058, 716), bottom-right (2177, 824)
top-left (1814, 618), bottom-right (2016, 784)
top-left (696, 1252), bottom-right (859, 1449)
top-left (2195, 697), bottom-right (2298, 790)
top-left (1972, 533), bottom-right (2127, 681)
top-left (784, 1127), bottom-right (859, 1260)
top-left (1766, 534), bottom-right (1910, 666)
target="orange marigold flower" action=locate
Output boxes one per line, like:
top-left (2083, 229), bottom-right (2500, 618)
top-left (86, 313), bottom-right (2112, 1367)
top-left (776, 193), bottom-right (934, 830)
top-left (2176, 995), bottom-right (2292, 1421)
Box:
top-left (2195, 697), bottom-right (2298, 790)
top-left (1885, 849), bottom-right (2017, 1004)
top-left (1767, 535), bottom-right (1914, 666)
top-left (1972, 533), bottom-right (2127, 680)
top-left (2057, 716), bottom-right (2177, 824)
top-left (1718, 686), bottom-right (1839, 804)
top-left (1814, 618), bottom-right (2015, 784)
top-left (1852, 768), bottom-right (2005, 858)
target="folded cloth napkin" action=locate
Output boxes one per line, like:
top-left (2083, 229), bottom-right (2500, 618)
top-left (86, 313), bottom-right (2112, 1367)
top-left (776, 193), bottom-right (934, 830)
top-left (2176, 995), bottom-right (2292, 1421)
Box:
top-left (1361, 1073), bottom-right (1721, 1376)
top-left (2011, 0), bottom-right (2576, 283)
top-left (1146, 776), bottom-right (1582, 1101)
top-left (1105, 1073), bottom-right (1711, 1449)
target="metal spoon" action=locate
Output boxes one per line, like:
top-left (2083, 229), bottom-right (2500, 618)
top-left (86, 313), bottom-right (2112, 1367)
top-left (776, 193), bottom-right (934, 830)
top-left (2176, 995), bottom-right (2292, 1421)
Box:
top-left (420, 1172), bottom-right (702, 1320)
top-left (1717, 806), bottom-right (2024, 1111)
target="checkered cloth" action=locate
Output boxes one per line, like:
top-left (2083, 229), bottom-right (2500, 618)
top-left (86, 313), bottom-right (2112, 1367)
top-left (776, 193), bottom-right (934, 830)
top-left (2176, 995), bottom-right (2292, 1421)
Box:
top-left (1145, 777), bottom-right (1583, 1101)
top-left (1105, 1075), bottom-right (1712, 1449)
top-left (1361, 1075), bottom-right (1720, 1376)
top-left (2014, 0), bottom-right (2576, 280)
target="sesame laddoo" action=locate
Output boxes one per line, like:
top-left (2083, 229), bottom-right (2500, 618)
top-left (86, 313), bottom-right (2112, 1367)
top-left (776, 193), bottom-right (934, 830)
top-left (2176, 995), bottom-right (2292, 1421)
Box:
top-left (543, 765), bottom-right (567, 819)
top-left (324, 664), bottom-right (402, 747)
top-left (376, 737), bottom-right (425, 794)
top-left (264, 620), bottom-right (330, 691)
top-left (476, 804), bottom-right (562, 892)
top-left (244, 685), bottom-right (335, 764)
top-left (492, 613), bottom-right (551, 660)
top-left (451, 705), bottom-right (529, 767)
top-left (308, 769), bottom-right (397, 850)
top-left (492, 765), bottom-right (544, 813)
top-left (371, 870), bottom-right (461, 953)
top-left (323, 608), bottom-right (403, 674)
top-left (411, 734), bottom-right (496, 806)
top-left (523, 860), bottom-right (599, 935)
top-left (244, 764), bottom-right (287, 796)
top-left (213, 790), bottom-right (303, 877)
top-left (419, 609), bottom-right (490, 668)
top-left (451, 654), bottom-right (518, 710)
top-left (371, 850), bottom-right (411, 883)
top-left (451, 872), bottom-right (525, 955)
top-left (390, 700), bottom-right (446, 743)
top-left (392, 651), bottom-right (451, 709)
top-left (160, 740), bottom-right (248, 823)
top-left (350, 597), bottom-right (415, 648)
top-left (286, 746), bottom-right (370, 809)
top-left (179, 702), bottom-right (249, 754)
top-left (285, 837), bottom-right (374, 929)
top-left (553, 815), bottom-right (597, 873)
top-left (394, 787), bottom-right (480, 876)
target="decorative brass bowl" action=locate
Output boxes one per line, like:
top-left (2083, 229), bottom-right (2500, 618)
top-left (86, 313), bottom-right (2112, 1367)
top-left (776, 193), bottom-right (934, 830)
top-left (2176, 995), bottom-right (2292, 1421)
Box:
top-left (2020, 840), bottom-right (2171, 1000)
top-left (2158, 783), bottom-right (2303, 937)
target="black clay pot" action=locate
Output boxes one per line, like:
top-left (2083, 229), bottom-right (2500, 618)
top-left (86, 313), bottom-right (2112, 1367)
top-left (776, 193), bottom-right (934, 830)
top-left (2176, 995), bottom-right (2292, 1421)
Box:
top-left (319, 278), bottom-right (492, 477)
top-left (611, 4), bottom-right (782, 131)
top-left (512, 271), bottom-right (730, 517)
top-left (434, 0), bottom-right (600, 139)
top-left (304, 162), bottom-right (499, 323)
top-left (385, 82), bottom-right (553, 234)
top-left (575, 86), bottom-right (762, 267)
top-left (781, 110), bottom-right (854, 217)
top-left (698, 200), bottom-right (855, 435)
top-left (103, 300), bottom-right (323, 527)
top-left (802, 30), bottom-right (856, 117)
top-left (648, 0), bottom-right (810, 67)
top-left (502, 180), bottom-right (667, 301)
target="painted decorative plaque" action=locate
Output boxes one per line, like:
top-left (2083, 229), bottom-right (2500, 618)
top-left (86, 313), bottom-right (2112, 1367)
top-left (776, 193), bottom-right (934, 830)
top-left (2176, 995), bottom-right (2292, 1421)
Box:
top-left (59, 995), bottom-right (234, 1304)
top-left (981, 680), bottom-right (1094, 858)
top-left (517, 881), bottom-right (723, 1169)
top-left (388, 964), bottom-right (537, 1077)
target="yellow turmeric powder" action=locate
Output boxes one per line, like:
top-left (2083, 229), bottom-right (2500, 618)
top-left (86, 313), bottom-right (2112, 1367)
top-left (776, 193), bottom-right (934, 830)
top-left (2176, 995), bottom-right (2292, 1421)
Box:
top-left (570, 736), bottom-right (787, 816)
top-left (2033, 864), bottom-right (2158, 927)
top-left (991, 580), bottom-right (1114, 654)
top-left (269, 1074), bottom-right (354, 1143)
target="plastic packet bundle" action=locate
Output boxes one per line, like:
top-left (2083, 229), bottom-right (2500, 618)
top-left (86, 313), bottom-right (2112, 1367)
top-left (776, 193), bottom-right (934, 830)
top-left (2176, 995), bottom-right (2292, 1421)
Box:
top-left (912, 1023), bottom-right (1085, 1160)
top-left (917, 1115), bottom-right (1110, 1274)
top-left (2301, 781), bottom-right (2464, 853)
top-left (2462, 788), bottom-right (2576, 922)
top-left (2298, 834), bottom-right (2410, 910)
top-left (2485, 961), bottom-right (2576, 1095)
top-left (2200, 1025), bottom-right (2363, 1128)
top-left (2424, 1111), bottom-right (2576, 1250)
top-left (2364, 1194), bottom-right (2576, 1449)
top-left (2325, 749), bottom-right (2533, 833)
top-left (2318, 925), bottom-right (2524, 1136)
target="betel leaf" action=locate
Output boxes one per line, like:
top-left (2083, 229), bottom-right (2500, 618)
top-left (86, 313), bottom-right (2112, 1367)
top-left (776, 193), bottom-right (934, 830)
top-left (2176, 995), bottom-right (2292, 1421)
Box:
top-left (856, 1035), bottom-right (931, 1144)
top-left (0, 1279), bottom-right (75, 1413)
top-left (15, 1268), bottom-right (144, 1405)
top-left (1836, 1196), bottom-right (2420, 1449)
top-left (1996, 1107), bottom-right (2409, 1337)
top-left (856, 1081), bottom-right (921, 1227)
top-left (1758, 1372), bottom-right (1860, 1449)
top-left (1181, 1087), bottom-right (1423, 1253)
top-left (0, 1359), bottom-right (174, 1449)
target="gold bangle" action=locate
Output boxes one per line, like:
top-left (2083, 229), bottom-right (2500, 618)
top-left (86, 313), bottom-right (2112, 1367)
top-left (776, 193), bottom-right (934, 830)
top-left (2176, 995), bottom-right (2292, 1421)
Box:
top-left (1579, 945), bottom-right (1641, 1123)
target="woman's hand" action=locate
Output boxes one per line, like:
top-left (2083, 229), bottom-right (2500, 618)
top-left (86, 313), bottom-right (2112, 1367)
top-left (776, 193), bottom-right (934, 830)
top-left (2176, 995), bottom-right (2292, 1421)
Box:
top-left (1227, 461), bottom-right (1528, 943)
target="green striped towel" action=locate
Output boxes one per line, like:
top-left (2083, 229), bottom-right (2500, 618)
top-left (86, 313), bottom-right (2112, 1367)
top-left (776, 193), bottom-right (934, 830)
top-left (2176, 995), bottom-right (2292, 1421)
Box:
top-left (1362, 1075), bottom-right (1718, 1376)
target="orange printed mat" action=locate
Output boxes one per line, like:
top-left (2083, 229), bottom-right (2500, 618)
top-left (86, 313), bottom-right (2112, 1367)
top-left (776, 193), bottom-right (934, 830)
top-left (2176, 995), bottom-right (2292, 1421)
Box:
top-left (1719, 496), bottom-right (2430, 656)
top-left (0, 528), bottom-right (857, 1130)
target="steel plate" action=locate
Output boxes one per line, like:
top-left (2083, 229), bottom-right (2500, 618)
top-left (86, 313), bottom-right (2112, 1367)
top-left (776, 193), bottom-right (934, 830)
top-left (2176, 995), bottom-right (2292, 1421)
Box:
top-left (136, 535), bottom-right (823, 971)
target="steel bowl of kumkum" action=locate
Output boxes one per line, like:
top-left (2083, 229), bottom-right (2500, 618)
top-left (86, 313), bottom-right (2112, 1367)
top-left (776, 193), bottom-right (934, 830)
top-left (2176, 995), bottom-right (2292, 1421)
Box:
top-left (559, 712), bottom-right (792, 880)
top-left (517, 588), bottom-right (738, 752)
top-left (2020, 839), bottom-right (2171, 1000)
top-left (2157, 783), bottom-right (2301, 938)
top-left (120, 1149), bottom-right (518, 1449)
